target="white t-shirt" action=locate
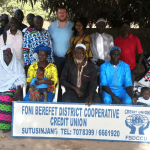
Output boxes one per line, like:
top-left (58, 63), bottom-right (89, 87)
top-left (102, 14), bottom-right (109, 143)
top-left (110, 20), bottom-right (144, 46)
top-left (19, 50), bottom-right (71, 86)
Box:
top-left (137, 97), bottom-right (150, 105)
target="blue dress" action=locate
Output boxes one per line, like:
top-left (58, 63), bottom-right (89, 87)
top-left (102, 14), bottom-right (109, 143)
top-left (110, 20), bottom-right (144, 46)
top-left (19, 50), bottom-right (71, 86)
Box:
top-left (100, 61), bottom-right (132, 104)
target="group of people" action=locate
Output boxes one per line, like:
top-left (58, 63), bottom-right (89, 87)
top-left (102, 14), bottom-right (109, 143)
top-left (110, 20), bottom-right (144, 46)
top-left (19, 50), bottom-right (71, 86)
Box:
top-left (0, 6), bottom-right (149, 133)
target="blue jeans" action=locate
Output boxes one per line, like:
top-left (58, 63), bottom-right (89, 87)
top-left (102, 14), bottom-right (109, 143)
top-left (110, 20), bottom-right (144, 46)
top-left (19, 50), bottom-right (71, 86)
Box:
top-left (54, 56), bottom-right (66, 78)
top-left (54, 56), bottom-right (66, 102)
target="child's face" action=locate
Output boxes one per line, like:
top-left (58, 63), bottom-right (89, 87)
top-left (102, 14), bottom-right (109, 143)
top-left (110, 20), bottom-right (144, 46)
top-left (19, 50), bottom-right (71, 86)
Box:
top-left (142, 90), bottom-right (150, 100)
top-left (37, 70), bottom-right (44, 80)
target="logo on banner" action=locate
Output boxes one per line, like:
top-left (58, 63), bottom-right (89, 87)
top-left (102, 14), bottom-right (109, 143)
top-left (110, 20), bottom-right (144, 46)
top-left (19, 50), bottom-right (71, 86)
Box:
top-left (125, 114), bottom-right (149, 135)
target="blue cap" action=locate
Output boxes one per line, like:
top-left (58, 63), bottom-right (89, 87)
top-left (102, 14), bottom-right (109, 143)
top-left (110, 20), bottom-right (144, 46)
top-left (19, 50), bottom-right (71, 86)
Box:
top-left (110, 46), bottom-right (121, 52)
top-left (34, 44), bottom-right (51, 55)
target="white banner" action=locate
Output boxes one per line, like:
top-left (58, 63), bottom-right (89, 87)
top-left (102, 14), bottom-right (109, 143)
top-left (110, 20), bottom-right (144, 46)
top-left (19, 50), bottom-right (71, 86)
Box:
top-left (12, 102), bottom-right (150, 143)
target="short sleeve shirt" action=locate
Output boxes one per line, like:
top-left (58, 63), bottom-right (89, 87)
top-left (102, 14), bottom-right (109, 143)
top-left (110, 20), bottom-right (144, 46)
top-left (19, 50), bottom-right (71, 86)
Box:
top-left (48, 20), bottom-right (74, 57)
top-left (114, 34), bottom-right (143, 70)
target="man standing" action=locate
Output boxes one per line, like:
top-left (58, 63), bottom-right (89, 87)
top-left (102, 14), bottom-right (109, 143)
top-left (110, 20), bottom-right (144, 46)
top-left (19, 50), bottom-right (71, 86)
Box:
top-left (23, 15), bottom-right (53, 73)
top-left (114, 21), bottom-right (143, 80)
top-left (61, 44), bottom-right (100, 105)
top-left (100, 46), bottom-right (136, 104)
top-left (14, 9), bottom-right (27, 32)
top-left (90, 18), bottom-right (114, 74)
top-left (48, 6), bottom-right (74, 77)
top-left (48, 6), bottom-right (74, 102)
top-left (0, 14), bottom-right (9, 35)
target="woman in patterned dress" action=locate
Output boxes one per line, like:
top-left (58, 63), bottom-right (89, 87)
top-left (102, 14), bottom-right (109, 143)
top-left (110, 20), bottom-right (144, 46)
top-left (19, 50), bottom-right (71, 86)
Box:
top-left (67, 17), bottom-right (93, 59)
top-left (23, 45), bottom-right (58, 102)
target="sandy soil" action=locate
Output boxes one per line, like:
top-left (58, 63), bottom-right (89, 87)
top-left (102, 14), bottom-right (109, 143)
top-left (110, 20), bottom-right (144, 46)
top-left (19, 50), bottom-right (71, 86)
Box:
top-left (0, 131), bottom-right (150, 150)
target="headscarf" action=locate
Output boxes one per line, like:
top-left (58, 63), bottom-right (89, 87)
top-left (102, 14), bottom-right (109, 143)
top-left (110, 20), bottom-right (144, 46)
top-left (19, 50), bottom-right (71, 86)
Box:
top-left (110, 46), bottom-right (121, 52)
top-left (0, 45), bottom-right (26, 92)
top-left (34, 44), bottom-right (51, 55)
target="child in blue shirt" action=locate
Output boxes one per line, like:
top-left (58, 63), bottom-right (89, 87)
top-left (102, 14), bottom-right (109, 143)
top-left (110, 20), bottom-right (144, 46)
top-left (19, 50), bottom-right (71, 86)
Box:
top-left (29, 67), bottom-right (48, 102)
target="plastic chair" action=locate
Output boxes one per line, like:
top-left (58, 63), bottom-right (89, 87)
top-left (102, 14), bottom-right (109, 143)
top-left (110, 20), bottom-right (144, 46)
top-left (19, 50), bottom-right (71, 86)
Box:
top-left (53, 80), bottom-right (59, 102)
top-left (23, 84), bottom-right (27, 98)
top-left (23, 80), bottom-right (59, 102)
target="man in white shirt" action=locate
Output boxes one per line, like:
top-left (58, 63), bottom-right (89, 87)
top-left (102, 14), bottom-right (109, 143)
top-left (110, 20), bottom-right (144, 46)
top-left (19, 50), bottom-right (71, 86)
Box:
top-left (90, 18), bottom-right (114, 75)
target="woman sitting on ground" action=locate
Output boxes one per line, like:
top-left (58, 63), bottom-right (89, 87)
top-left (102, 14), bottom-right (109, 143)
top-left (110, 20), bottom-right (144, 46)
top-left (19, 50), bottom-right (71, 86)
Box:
top-left (23, 45), bottom-right (58, 102)
top-left (67, 17), bottom-right (93, 59)
top-left (0, 45), bottom-right (25, 134)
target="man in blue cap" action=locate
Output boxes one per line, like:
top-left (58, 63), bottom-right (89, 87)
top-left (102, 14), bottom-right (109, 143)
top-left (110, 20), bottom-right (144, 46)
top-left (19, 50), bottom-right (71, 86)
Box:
top-left (100, 46), bottom-right (136, 104)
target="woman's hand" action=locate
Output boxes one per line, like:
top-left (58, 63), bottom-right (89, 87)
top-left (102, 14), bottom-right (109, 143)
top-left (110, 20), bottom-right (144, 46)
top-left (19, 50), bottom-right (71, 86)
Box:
top-left (14, 86), bottom-right (23, 101)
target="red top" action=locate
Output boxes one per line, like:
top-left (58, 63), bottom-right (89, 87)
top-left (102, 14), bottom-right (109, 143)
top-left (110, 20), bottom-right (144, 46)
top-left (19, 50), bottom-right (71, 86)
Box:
top-left (114, 34), bottom-right (143, 70)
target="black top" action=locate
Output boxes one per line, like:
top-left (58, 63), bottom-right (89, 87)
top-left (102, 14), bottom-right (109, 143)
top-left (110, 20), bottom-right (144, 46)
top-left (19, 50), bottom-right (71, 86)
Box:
top-left (60, 60), bottom-right (97, 96)
top-left (19, 23), bottom-right (27, 31)
top-left (0, 26), bottom-right (5, 35)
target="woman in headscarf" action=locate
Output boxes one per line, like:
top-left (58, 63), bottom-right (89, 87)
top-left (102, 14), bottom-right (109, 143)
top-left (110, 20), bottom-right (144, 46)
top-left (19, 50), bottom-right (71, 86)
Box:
top-left (0, 45), bottom-right (25, 133)
top-left (23, 45), bottom-right (58, 102)
top-left (66, 17), bottom-right (93, 59)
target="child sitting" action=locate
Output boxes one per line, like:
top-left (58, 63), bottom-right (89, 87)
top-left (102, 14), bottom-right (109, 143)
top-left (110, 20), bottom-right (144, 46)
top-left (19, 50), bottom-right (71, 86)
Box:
top-left (136, 87), bottom-right (150, 106)
top-left (29, 67), bottom-right (48, 102)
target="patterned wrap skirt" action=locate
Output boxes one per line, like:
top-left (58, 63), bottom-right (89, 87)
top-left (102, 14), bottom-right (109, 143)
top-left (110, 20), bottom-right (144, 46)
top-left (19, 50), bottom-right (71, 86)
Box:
top-left (0, 89), bottom-right (16, 129)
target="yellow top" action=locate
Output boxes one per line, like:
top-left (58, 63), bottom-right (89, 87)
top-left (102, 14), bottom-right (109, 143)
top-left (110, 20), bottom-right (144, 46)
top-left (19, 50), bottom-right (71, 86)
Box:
top-left (26, 62), bottom-right (58, 93)
top-left (67, 34), bottom-right (93, 58)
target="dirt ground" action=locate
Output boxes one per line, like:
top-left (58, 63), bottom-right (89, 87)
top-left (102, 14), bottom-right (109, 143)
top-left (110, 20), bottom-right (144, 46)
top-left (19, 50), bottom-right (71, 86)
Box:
top-left (0, 131), bottom-right (150, 150)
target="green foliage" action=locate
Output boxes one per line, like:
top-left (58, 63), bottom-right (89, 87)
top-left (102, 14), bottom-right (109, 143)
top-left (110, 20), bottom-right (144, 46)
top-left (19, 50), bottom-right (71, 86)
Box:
top-left (1, 0), bottom-right (150, 28)
top-left (0, 0), bottom-right (55, 22)
top-left (17, 0), bottom-right (150, 28)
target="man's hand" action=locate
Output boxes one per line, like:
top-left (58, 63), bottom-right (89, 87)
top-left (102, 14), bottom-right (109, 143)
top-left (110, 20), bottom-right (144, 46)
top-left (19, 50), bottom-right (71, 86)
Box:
top-left (132, 97), bottom-right (137, 104)
top-left (112, 95), bottom-right (122, 104)
top-left (131, 67), bottom-right (138, 74)
top-left (72, 86), bottom-right (84, 97)
top-left (85, 95), bottom-right (93, 106)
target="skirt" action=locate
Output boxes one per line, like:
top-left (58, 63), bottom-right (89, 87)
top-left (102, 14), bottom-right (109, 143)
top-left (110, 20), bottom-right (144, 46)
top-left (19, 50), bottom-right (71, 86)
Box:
top-left (0, 89), bottom-right (16, 129)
